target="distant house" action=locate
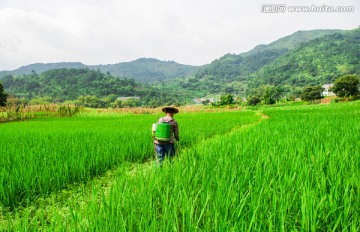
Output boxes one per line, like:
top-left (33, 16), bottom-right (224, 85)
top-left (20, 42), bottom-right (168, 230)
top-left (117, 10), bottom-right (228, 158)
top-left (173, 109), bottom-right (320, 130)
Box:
top-left (322, 84), bottom-right (335, 97)
top-left (193, 98), bottom-right (215, 104)
top-left (117, 97), bottom-right (140, 101)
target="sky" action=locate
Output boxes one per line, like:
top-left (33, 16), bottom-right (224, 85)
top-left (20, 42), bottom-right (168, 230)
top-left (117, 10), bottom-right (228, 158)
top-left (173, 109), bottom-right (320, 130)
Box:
top-left (0, 0), bottom-right (359, 70)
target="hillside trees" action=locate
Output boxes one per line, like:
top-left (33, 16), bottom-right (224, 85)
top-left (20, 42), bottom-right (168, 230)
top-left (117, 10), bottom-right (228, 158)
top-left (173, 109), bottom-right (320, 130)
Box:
top-left (301, 86), bottom-right (324, 101)
top-left (1, 68), bottom-right (186, 107)
top-left (0, 82), bottom-right (8, 106)
top-left (248, 29), bottom-right (360, 89)
top-left (246, 96), bottom-right (261, 106)
top-left (331, 74), bottom-right (360, 98)
top-left (219, 94), bottom-right (235, 105)
top-left (258, 85), bottom-right (286, 104)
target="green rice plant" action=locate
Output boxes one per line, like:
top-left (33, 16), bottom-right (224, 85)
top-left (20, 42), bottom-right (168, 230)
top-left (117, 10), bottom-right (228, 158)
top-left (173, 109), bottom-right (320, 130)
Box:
top-left (0, 111), bottom-right (256, 210)
top-left (31, 101), bottom-right (358, 231)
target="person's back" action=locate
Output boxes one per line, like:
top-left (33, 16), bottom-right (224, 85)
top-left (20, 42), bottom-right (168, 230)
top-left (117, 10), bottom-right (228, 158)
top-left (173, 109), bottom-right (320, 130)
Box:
top-left (152, 106), bottom-right (179, 166)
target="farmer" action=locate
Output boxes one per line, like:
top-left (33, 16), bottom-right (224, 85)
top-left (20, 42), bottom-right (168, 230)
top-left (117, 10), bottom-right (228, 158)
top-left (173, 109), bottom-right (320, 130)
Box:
top-left (153, 106), bottom-right (179, 166)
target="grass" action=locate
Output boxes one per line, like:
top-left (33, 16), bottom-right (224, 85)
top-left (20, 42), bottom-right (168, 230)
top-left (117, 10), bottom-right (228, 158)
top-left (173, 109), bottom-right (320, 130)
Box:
top-left (0, 101), bottom-right (359, 231)
top-left (0, 110), bottom-right (256, 210)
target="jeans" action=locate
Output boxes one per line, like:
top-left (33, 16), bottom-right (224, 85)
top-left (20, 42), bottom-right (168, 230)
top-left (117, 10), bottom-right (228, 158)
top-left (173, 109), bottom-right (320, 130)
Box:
top-left (155, 143), bottom-right (175, 166)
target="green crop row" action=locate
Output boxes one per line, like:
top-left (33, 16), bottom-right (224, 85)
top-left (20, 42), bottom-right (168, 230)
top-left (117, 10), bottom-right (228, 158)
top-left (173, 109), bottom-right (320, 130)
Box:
top-left (20, 101), bottom-right (357, 231)
top-left (0, 111), bottom-right (258, 210)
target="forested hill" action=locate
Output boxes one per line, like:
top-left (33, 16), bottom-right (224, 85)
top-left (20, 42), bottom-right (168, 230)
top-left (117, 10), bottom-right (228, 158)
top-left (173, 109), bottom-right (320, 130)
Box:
top-left (178, 28), bottom-right (358, 95)
top-left (248, 28), bottom-right (360, 88)
top-left (1, 62), bottom-right (86, 76)
top-left (1, 28), bottom-right (358, 102)
top-left (194, 29), bottom-right (342, 82)
top-left (0, 68), bottom-right (184, 106)
top-left (241, 29), bottom-right (343, 57)
top-left (91, 58), bottom-right (199, 83)
top-left (0, 58), bottom-right (200, 83)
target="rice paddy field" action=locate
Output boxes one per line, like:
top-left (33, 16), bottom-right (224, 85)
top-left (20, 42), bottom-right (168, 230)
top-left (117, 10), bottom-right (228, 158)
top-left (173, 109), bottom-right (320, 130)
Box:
top-left (0, 101), bottom-right (359, 231)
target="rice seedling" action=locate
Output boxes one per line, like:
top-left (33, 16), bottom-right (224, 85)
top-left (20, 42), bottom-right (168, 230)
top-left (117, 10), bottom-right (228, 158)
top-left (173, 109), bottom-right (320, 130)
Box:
top-left (27, 101), bottom-right (357, 231)
top-left (0, 111), bottom-right (256, 211)
top-left (1, 102), bottom-right (359, 231)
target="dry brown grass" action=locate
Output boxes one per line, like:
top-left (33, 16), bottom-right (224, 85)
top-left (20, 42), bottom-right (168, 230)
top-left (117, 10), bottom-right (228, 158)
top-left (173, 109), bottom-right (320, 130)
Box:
top-left (92, 105), bottom-right (246, 114)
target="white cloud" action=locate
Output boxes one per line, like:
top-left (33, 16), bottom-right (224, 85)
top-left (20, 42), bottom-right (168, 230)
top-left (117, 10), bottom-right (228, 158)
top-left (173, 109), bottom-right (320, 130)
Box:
top-left (0, 0), bottom-right (359, 70)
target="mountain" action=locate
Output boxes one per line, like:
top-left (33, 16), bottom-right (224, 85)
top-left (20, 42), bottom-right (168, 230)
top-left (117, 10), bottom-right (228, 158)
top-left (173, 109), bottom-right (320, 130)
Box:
top-left (0, 62), bottom-right (86, 79)
top-left (193, 29), bottom-right (343, 82)
top-left (195, 49), bottom-right (288, 81)
top-left (1, 28), bottom-right (359, 104)
top-left (178, 29), bottom-right (357, 95)
top-left (91, 58), bottom-right (199, 83)
top-left (1, 68), bottom-right (187, 106)
top-left (0, 58), bottom-right (200, 83)
top-left (0, 29), bottom-right (343, 87)
top-left (248, 28), bottom-right (360, 89)
top-left (4, 62), bottom-right (86, 75)
top-left (241, 29), bottom-right (343, 57)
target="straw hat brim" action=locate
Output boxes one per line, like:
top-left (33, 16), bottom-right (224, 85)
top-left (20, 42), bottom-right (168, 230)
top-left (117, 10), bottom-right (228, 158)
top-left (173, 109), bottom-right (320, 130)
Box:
top-left (162, 106), bottom-right (179, 114)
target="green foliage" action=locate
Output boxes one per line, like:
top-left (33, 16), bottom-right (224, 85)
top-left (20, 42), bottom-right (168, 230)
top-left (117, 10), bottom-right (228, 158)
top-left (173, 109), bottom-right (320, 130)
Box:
top-left (331, 74), bottom-right (360, 98)
top-left (3, 102), bottom-right (359, 230)
top-left (5, 96), bottom-right (29, 106)
top-left (208, 49), bottom-right (288, 79)
top-left (0, 105), bottom-right (35, 123)
top-left (286, 95), bottom-right (296, 101)
top-left (202, 99), bottom-right (210, 105)
top-left (0, 59), bottom-right (199, 83)
top-left (0, 82), bottom-right (8, 106)
top-left (177, 29), bottom-right (346, 95)
top-left (56, 105), bottom-right (82, 117)
top-left (301, 86), bottom-right (324, 101)
top-left (93, 58), bottom-right (199, 83)
top-left (2, 68), bottom-right (184, 107)
top-left (193, 30), bottom-right (343, 86)
top-left (246, 96), bottom-right (261, 106)
top-left (249, 29), bottom-right (360, 88)
top-left (28, 96), bottom-right (53, 105)
top-left (0, 111), bottom-right (254, 210)
top-left (0, 63), bottom-right (85, 77)
top-left (1, 29), bottom-right (358, 103)
top-left (246, 95), bottom-right (261, 106)
top-left (181, 49), bottom-right (287, 94)
top-left (175, 29), bottom-right (359, 98)
top-left (219, 94), bottom-right (235, 105)
top-left (121, 99), bottom-right (141, 108)
top-left (243, 29), bottom-right (343, 56)
top-left (259, 85), bottom-right (286, 104)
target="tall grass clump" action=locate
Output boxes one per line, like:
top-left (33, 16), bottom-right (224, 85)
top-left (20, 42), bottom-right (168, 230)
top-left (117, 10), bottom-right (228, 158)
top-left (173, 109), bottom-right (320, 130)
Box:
top-left (0, 105), bottom-right (35, 123)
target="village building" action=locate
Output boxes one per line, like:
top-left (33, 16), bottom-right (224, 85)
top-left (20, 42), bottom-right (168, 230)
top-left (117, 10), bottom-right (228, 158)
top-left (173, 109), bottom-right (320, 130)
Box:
top-left (117, 97), bottom-right (140, 101)
top-left (193, 98), bottom-right (215, 104)
top-left (322, 84), bottom-right (335, 97)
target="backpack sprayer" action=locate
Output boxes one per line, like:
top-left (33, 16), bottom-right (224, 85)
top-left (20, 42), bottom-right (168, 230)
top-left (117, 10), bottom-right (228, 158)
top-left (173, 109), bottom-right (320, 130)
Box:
top-left (152, 122), bottom-right (172, 163)
top-left (152, 122), bottom-right (171, 142)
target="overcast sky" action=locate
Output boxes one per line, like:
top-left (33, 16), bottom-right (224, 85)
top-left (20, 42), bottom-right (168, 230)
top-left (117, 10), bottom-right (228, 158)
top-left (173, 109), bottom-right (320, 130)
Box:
top-left (0, 0), bottom-right (359, 70)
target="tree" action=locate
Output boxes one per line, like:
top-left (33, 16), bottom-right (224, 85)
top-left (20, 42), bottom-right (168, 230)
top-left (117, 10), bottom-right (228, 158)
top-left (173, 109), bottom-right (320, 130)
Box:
top-left (255, 85), bottom-right (286, 105)
top-left (262, 85), bottom-right (278, 104)
top-left (331, 74), bottom-right (360, 98)
top-left (246, 96), bottom-right (261, 106)
top-left (202, 99), bottom-right (210, 105)
top-left (219, 94), bottom-right (234, 105)
top-left (0, 82), bottom-right (8, 106)
top-left (301, 86), bottom-right (324, 101)
top-left (122, 98), bottom-right (140, 108)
